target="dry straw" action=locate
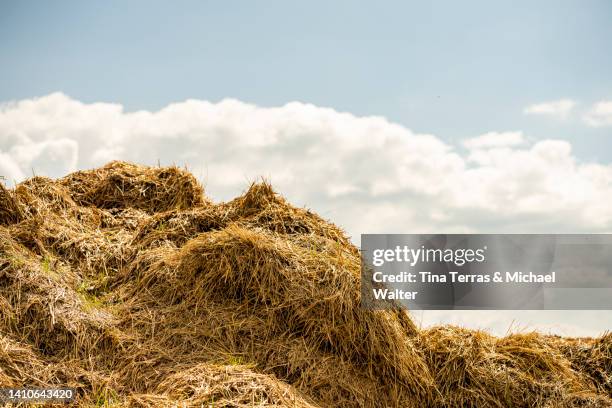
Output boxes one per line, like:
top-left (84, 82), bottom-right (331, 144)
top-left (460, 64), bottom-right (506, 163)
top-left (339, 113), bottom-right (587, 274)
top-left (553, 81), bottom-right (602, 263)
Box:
top-left (0, 161), bottom-right (610, 407)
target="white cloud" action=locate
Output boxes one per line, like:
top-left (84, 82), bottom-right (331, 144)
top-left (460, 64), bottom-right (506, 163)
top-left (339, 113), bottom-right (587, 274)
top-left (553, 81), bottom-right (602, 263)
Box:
top-left (524, 99), bottom-right (576, 118)
top-left (463, 131), bottom-right (525, 149)
top-left (583, 100), bottom-right (612, 127)
top-left (415, 310), bottom-right (611, 337)
top-left (2, 93), bottom-right (612, 337)
top-left (0, 151), bottom-right (25, 183)
top-left (2, 93), bottom-right (612, 238)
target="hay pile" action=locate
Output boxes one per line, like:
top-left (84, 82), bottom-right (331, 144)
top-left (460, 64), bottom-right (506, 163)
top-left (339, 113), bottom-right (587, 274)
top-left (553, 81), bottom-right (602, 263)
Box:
top-left (0, 161), bottom-right (610, 407)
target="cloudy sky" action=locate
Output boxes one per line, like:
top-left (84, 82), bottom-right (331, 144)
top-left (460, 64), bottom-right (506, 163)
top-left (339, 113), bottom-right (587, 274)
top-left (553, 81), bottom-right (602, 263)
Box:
top-left (1, 1), bottom-right (611, 336)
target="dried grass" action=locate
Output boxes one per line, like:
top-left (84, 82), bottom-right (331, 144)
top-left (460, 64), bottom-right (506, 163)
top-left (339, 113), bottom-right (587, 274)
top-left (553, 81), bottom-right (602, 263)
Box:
top-left (0, 161), bottom-right (610, 407)
top-left (0, 182), bottom-right (24, 226)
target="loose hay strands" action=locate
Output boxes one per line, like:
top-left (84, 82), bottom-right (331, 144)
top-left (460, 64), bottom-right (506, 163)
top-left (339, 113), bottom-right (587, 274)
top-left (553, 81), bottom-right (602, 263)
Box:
top-left (0, 182), bottom-right (24, 226)
top-left (0, 161), bottom-right (610, 407)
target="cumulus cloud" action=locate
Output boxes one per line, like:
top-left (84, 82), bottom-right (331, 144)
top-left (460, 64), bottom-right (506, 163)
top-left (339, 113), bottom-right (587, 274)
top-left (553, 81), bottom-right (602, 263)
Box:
top-left (414, 310), bottom-right (611, 337)
top-left (2, 92), bottom-right (612, 336)
top-left (583, 100), bottom-right (612, 127)
top-left (0, 151), bottom-right (24, 182)
top-left (524, 99), bottom-right (576, 118)
top-left (463, 131), bottom-right (525, 149)
top-left (3, 93), bottom-right (612, 239)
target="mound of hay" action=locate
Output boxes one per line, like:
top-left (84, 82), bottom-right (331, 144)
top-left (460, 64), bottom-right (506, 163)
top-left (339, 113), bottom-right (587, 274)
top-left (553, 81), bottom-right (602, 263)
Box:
top-left (0, 161), bottom-right (610, 407)
top-left (61, 161), bottom-right (206, 213)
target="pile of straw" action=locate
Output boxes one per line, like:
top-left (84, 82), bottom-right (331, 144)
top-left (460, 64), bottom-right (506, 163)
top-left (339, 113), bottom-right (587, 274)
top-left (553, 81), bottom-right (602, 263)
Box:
top-left (0, 161), bottom-right (610, 407)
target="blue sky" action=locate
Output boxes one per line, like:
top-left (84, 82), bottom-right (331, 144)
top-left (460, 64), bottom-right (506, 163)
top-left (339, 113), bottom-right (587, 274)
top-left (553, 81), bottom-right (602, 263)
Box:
top-left (1, 0), bottom-right (611, 160)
